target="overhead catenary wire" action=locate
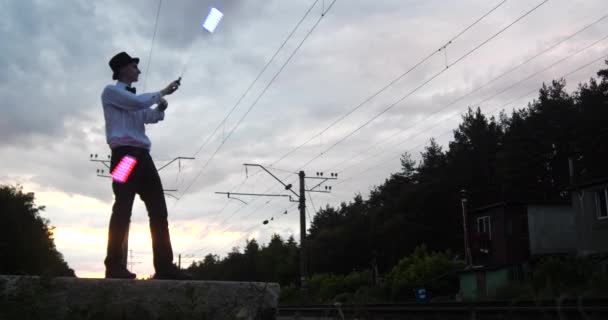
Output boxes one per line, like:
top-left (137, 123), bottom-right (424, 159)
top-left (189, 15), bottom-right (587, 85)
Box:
top-left (207, 0), bottom-right (506, 215)
top-left (182, 3), bottom-right (604, 264)
top-left (204, 175), bottom-right (300, 243)
top-left (188, 0), bottom-right (324, 160)
top-left (130, 1), bottom-right (608, 266)
top-left (333, 30), bottom-right (608, 176)
top-left (174, 0), bottom-right (338, 206)
top-left (212, 167), bottom-right (301, 233)
top-left (220, 0), bottom-right (515, 221)
top-left (208, 1), bottom-right (512, 225)
top-left (198, 167), bottom-right (298, 237)
top-left (306, 207), bottom-right (313, 228)
top-left (292, 1), bottom-right (608, 211)
top-left (333, 52), bottom-right (608, 188)
top-left (327, 12), bottom-right (608, 172)
top-left (306, 182), bottom-right (319, 216)
top-left (170, 0), bottom-right (324, 195)
top-left (186, 3), bottom-right (604, 262)
top-left (184, 202), bottom-right (298, 256)
top-left (166, 0), bottom-right (324, 209)
top-left (206, 0), bottom-right (538, 233)
top-left (204, 165), bottom-right (297, 235)
top-left (142, 0), bottom-right (163, 92)
top-left (268, 0), bottom-right (510, 167)
top-left (180, 0), bottom-right (547, 251)
top-left (215, 198), bottom-right (275, 234)
top-left (293, 0), bottom-right (551, 171)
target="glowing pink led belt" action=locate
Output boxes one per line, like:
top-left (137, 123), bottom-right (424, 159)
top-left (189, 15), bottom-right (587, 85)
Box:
top-left (111, 155), bottom-right (138, 183)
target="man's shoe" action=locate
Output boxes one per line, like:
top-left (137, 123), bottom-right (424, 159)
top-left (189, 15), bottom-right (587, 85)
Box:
top-left (105, 268), bottom-right (137, 279)
top-left (153, 266), bottom-right (193, 280)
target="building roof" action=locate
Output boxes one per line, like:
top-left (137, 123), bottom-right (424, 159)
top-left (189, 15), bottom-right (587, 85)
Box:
top-left (470, 201), bottom-right (570, 214)
top-left (568, 177), bottom-right (608, 191)
top-left (457, 264), bottom-right (513, 274)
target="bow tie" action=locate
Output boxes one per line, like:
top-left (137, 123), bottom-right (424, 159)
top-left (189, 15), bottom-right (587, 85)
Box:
top-left (125, 86), bottom-right (136, 94)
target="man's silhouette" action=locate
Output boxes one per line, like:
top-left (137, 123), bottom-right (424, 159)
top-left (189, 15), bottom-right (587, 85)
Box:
top-left (101, 51), bottom-right (189, 280)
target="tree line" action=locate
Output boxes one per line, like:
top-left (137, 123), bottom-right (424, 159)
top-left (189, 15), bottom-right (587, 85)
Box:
top-left (0, 185), bottom-right (74, 277)
top-left (187, 61), bottom-right (608, 298)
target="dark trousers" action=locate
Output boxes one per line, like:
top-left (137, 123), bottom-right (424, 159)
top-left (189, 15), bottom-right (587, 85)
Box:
top-left (104, 146), bottom-right (174, 272)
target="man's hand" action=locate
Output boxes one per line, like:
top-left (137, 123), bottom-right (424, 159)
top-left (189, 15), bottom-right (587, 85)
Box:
top-left (158, 98), bottom-right (168, 112)
top-left (161, 79), bottom-right (180, 96)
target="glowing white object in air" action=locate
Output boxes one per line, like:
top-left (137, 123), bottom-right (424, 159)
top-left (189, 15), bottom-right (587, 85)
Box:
top-left (203, 7), bottom-right (223, 33)
top-left (111, 155), bottom-right (137, 183)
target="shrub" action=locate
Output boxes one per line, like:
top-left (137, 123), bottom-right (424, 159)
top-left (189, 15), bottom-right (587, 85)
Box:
top-left (386, 245), bottom-right (460, 300)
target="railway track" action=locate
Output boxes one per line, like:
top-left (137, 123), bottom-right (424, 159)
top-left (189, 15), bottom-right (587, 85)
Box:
top-left (278, 299), bottom-right (608, 319)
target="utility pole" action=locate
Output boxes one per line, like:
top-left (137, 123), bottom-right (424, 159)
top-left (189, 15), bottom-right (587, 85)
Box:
top-left (298, 171), bottom-right (308, 294)
top-left (89, 153), bottom-right (194, 269)
top-left (460, 189), bottom-right (472, 267)
top-left (178, 254), bottom-right (181, 269)
top-left (216, 164), bottom-right (337, 296)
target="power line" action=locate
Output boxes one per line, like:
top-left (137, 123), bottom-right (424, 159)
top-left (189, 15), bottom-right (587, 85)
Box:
top-left (334, 52), bottom-right (608, 188)
top-left (306, 182), bottom-right (319, 216)
top-left (216, 198), bottom-right (274, 232)
top-left (268, 0), bottom-right (509, 167)
top-left (212, 164), bottom-right (305, 234)
top-left (306, 207), bottom-right (313, 227)
top-left (193, 224), bottom-right (259, 256)
top-left (210, 172), bottom-right (253, 212)
top-left (180, 167), bottom-right (297, 243)
top-left (333, 31), bottom-right (608, 176)
top-left (174, 1), bottom-right (338, 206)
top-left (208, 165), bottom-right (334, 258)
top-left (189, 0), bottom-right (323, 160)
top-left (170, 0), bottom-right (325, 195)
top-left (224, 0), bottom-right (513, 219)
top-left (340, 54), bottom-right (607, 182)
top-left (209, 176), bottom-right (298, 235)
top-left (211, 164), bottom-right (339, 237)
top-left (142, 0), bottom-right (163, 92)
top-left (170, 0), bottom-right (326, 199)
top-left (294, 0), bottom-right (551, 171)
top-left (184, 203), bottom-right (297, 256)
top-left (201, 167), bottom-right (297, 234)
top-left (205, 0), bottom-right (511, 227)
top-left (209, 171), bottom-right (336, 293)
top-left (239, 1), bottom-right (554, 232)
top-left (327, 12), bottom-right (608, 172)
top-left (210, 164), bottom-right (301, 234)
top-left (179, 0), bottom-right (544, 241)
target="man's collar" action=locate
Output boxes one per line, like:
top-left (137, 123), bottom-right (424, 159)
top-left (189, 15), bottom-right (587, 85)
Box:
top-left (116, 81), bottom-right (131, 88)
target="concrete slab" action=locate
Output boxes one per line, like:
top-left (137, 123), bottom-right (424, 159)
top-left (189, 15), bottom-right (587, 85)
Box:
top-left (0, 275), bottom-right (279, 320)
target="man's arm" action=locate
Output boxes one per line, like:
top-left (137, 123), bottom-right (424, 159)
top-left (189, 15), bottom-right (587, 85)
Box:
top-left (143, 98), bottom-right (168, 124)
top-left (102, 86), bottom-right (162, 111)
top-left (102, 80), bottom-right (180, 111)
top-left (143, 108), bottom-right (165, 124)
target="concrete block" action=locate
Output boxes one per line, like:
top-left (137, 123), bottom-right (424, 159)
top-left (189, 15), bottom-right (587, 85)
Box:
top-left (0, 275), bottom-right (279, 320)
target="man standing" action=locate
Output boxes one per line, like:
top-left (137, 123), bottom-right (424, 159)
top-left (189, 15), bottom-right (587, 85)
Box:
top-left (102, 51), bottom-right (188, 280)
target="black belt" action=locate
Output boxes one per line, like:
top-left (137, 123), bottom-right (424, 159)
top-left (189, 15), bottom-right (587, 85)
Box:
top-left (112, 146), bottom-right (149, 153)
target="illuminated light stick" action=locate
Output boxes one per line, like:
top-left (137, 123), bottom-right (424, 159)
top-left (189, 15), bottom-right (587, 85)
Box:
top-left (203, 7), bottom-right (224, 33)
top-left (180, 7), bottom-right (224, 78)
top-left (111, 155), bottom-right (138, 183)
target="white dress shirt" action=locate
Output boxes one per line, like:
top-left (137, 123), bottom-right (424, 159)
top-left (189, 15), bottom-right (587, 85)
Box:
top-left (101, 81), bottom-right (165, 150)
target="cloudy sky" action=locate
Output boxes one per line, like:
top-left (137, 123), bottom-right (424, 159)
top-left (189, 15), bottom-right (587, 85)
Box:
top-left (1, 0), bottom-right (607, 278)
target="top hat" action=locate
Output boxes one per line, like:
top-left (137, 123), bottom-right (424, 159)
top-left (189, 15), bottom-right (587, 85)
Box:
top-left (108, 52), bottom-right (140, 80)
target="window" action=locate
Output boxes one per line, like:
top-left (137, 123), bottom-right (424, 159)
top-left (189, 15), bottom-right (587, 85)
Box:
top-left (596, 188), bottom-right (608, 219)
top-left (477, 216), bottom-right (491, 240)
